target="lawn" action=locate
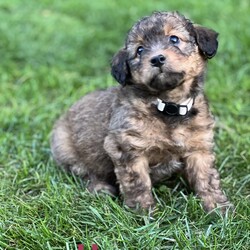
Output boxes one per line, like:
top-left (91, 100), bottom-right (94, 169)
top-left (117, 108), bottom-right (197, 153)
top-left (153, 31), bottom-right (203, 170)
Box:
top-left (0, 0), bottom-right (249, 249)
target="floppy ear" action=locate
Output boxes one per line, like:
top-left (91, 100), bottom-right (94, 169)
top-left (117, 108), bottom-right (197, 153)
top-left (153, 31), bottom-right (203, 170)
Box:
top-left (111, 48), bottom-right (130, 86)
top-left (194, 26), bottom-right (219, 59)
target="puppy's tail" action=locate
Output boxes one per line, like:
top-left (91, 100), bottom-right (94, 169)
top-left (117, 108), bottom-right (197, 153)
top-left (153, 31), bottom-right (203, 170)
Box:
top-left (50, 116), bottom-right (87, 176)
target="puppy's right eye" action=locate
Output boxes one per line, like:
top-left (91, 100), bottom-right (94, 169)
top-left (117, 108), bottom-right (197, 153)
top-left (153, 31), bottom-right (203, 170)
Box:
top-left (136, 46), bottom-right (144, 56)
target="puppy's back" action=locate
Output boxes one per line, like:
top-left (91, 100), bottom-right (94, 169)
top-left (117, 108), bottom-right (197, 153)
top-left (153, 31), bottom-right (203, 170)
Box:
top-left (50, 87), bottom-right (119, 175)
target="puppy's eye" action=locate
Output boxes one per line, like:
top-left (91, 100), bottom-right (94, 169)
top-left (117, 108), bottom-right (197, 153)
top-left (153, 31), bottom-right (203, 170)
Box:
top-left (169, 35), bottom-right (180, 45)
top-left (136, 46), bottom-right (144, 56)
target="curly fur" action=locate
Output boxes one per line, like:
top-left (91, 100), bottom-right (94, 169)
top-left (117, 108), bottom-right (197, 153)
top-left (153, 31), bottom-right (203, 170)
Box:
top-left (51, 11), bottom-right (231, 212)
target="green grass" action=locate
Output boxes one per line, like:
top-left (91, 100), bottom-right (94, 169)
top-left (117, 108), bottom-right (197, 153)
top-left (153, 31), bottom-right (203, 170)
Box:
top-left (0, 0), bottom-right (249, 249)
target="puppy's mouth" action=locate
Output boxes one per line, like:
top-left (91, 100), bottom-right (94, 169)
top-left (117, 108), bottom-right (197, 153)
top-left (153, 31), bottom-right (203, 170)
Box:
top-left (149, 70), bottom-right (185, 91)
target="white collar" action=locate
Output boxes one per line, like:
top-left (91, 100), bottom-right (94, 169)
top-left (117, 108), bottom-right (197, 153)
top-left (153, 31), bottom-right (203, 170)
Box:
top-left (156, 97), bottom-right (194, 116)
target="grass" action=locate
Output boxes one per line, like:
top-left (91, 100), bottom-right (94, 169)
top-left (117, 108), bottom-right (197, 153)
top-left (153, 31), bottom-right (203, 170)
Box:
top-left (0, 0), bottom-right (249, 249)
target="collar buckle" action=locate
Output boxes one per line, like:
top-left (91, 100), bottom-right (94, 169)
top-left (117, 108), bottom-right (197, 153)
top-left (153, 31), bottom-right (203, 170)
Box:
top-left (163, 102), bottom-right (179, 115)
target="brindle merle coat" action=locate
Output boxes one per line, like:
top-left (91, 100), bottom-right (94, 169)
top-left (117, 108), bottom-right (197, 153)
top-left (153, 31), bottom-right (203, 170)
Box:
top-left (51, 11), bottom-right (231, 212)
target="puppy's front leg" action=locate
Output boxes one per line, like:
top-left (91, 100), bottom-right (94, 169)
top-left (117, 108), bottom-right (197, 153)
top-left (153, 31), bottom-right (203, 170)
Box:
top-left (115, 156), bottom-right (155, 209)
top-left (184, 152), bottom-right (230, 212)
top-left (104, 136), bottom-right (154, 209)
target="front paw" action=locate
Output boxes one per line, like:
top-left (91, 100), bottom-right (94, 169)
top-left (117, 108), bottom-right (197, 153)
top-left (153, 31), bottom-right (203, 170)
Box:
top-left (200, 192), bottom-right (233, 214)
top-left (124, 192), bottom-right (155, 210)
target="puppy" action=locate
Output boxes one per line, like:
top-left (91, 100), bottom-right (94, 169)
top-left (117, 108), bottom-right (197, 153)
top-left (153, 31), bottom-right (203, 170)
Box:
top-left (51, 11), bottom-right (231, 212)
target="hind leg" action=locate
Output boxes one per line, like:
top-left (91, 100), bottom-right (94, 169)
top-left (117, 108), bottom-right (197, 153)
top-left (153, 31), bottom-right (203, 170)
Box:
top-left (51, 117), bottom-right (119, 196)
top-left (87, 173), bottom-right (119, 196)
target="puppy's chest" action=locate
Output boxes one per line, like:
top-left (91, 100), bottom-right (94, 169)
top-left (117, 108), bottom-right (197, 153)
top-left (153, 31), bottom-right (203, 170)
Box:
top-left (145, 120), bottom-right (188, 148)
top-left (133, 114), bottom-right (190, 153)
top-left (141, 118), bottom-right (192, 167)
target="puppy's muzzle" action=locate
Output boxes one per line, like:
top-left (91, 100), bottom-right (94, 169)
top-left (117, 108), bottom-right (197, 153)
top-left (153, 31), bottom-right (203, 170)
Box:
top-left (150, 54), bottom-right (166, 67)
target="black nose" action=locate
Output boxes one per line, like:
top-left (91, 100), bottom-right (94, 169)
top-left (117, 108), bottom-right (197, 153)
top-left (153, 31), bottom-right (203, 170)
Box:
top-left (150, 54), bottom-right (166, 67)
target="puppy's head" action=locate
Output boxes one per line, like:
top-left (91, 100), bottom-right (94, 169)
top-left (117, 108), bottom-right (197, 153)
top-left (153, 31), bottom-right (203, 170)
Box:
top-left (111, 11), bottom-right (218, 93)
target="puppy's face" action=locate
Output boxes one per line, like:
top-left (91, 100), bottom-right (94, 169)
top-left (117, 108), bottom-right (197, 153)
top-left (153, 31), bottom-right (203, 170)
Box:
top-left (111, 12), bottom-right (218, 92)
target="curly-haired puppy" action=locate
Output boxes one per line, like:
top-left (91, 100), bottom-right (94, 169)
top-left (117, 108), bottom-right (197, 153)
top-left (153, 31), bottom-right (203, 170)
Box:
top-left (51, 11), bottom-right (231, 212)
